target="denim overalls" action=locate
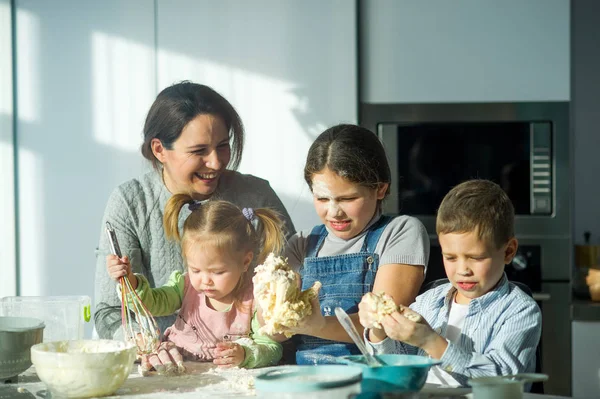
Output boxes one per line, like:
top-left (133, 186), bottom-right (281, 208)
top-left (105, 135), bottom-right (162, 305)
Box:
top-left (295, 215), bottom-right (393, 365)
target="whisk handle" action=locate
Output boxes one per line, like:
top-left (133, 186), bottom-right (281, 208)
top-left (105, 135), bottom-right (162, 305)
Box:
top-left (105, 222), bottom-right (123, 258)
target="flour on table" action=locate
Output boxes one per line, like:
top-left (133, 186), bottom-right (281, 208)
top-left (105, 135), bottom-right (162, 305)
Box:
top-left (115, 362), bottom-right (259, 397)
top-left (253, 253), bottom-right (321, 337)
top-left (205, 366), bottom-right (255, 395)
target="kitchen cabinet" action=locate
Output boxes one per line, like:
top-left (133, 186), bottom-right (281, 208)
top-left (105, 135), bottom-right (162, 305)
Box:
top-left (156, 0), bottom-right (357, 231)
top-left (360, 0), bottom-right (570, 103)
top-left (571, 319), bottom-right (600, 398)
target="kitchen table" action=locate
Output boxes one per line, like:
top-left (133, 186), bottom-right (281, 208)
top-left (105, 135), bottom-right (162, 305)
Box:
top-left (0, 363), bottom-right (572, 399)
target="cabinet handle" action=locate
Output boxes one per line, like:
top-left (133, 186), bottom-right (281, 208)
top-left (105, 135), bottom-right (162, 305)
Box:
top-left (532, 292), bottom-right (551, 301)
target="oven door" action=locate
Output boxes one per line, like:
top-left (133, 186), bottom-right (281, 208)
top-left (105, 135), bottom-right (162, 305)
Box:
top-left (377, 120), bottom-right (552, 219)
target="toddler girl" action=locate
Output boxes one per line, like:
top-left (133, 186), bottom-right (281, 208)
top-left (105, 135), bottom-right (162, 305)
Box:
top-left (107, 194), bottom-right (285, 371)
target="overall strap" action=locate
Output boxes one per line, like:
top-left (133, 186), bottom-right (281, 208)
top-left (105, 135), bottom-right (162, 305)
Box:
top-left (360, 215), bottom-right (394, 252)
top-left (305, 224), bottom-right (328, 258)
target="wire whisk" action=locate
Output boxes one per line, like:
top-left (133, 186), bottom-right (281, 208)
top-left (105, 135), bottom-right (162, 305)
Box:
top-left (106, 222), bottom-right (160, 354)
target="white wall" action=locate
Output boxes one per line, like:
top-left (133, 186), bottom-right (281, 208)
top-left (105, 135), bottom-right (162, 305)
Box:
top-left (572, 0), bottom-right (600, 245)
top-left (361, 0), bottom-right (570, 103)
top-left (14, 0), bottom-right (156, 336)
top-left (7, 1), bottom-right (356, 337)
top-left (156, 0), bottom-right (357, 232)
top-left (0, 0), bottom-right (16, 298)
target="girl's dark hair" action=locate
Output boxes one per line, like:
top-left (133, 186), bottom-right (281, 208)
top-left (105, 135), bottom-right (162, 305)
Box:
top-left (304, 124), bottom-right (391, 196)
top-left (141, 81), bottom-right (244, 170)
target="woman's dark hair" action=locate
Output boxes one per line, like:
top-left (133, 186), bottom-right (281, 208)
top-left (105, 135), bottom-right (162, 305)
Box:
top-left (304, 124), bottom-right (391, 196)
top-left (141, 81), bottom-right (244, 170)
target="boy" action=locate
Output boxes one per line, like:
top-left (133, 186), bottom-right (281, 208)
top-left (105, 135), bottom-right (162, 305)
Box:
top-left (358, 179), bottom-right (541, 386)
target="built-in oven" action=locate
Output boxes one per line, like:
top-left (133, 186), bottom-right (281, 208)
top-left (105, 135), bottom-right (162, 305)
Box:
top-left (361, 102), bottom-right (572, 396)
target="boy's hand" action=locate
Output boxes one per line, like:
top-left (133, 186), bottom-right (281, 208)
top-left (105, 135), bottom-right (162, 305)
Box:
top-left (382, 309), bottom-right (448, 359)
top-left (213, 342), bottom-right (245, 368)
top-left (358, 294), bottom-right (388, 342)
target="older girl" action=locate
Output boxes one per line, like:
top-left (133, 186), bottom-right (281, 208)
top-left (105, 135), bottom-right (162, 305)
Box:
top-left (284, 124), bottom-right (430, 364)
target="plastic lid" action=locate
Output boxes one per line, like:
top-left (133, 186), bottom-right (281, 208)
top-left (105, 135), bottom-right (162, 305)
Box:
top-left (255, 365), bottom-right (362, 392)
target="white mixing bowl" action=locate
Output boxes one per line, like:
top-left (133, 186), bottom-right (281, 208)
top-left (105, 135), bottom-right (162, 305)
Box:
top-left (31, 339), bottom-right (136, 398)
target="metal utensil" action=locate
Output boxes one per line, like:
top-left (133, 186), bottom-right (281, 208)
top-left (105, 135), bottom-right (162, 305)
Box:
top-left (334, 307), bottom-right (385, 367)
top-left (105, 222), bottom-right (160, 354)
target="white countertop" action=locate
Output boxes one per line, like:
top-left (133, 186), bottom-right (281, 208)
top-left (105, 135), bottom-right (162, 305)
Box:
top-left (0, 363), bottom-right (572, 399)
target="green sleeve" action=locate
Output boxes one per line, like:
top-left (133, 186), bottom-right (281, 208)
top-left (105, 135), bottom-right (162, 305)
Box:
top-left (238, 311), bottom-right (283, 369)
top-left (132, 271), bottom-right (185, 317)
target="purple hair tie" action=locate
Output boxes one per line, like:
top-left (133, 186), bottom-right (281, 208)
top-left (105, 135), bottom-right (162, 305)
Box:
top-left (188, 201), bottom-right (202, 212)
top-left (242, 207), bottom-right (255, 222)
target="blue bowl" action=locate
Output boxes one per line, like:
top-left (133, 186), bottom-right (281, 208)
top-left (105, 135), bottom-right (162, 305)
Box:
top-left (339, 354), bottom-right (441, 393)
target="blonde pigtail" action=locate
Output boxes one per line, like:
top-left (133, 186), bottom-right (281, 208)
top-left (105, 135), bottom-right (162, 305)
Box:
top-left (252, 208), bottom-right (286, 265)
top-left (163, 193), bottom-right (195, 241)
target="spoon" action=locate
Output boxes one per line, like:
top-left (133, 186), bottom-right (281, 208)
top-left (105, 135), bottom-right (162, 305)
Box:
top-left (334, 307), bottom-right (386, 367)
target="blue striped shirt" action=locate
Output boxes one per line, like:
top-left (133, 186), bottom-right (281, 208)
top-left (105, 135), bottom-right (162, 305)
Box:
top-left (366, 274), bottom-right (541, 386)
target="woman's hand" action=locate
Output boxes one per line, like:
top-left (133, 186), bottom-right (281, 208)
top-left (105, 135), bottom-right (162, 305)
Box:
top-left (381, 309), bottom-right (447, 359)
top-left (140, 341), bottom-right (185, 375)
top-left (106, 254), bottom-right (136, 288)
top-left (213, 342), bottom-right (245, 368)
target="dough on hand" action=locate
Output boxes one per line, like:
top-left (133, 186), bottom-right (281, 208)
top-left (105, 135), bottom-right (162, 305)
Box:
top-left (253, 253), bottom-right (321, 337)
top-left (363, 292), bottom-right (422, 328)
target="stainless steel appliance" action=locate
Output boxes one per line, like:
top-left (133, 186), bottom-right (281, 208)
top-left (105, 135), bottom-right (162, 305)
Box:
top-left (361, 102), bottom-right (572, 396)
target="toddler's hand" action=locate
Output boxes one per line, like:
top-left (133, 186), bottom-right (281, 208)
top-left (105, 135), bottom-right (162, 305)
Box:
top-left (106, 254), bottom-right (133, 283)
top-left (140, 341), bottom-right (185, 376)
top-left (213, 342), bottom-right (245, 368)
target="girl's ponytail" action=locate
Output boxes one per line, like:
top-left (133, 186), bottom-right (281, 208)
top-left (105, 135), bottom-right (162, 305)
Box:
top-left (251, 208), bottom-right (285, 264)
top-left (164, 193), bottom-right (195, 241)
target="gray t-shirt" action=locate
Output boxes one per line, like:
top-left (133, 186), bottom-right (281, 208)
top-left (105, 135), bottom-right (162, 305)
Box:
top-left (94, 170), bottom-right (295, 339)
top-left (284, 213), bottom-right (430, 274)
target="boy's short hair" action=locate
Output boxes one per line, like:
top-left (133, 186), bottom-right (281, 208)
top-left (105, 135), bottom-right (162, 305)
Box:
top-left (436, 179), bottom-right (515, 249)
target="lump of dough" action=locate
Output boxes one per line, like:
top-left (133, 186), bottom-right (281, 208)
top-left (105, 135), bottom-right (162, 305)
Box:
top-left (363, 292), bottom-right (422, 328)
top-left (253, 253), bottom-right (321, 337)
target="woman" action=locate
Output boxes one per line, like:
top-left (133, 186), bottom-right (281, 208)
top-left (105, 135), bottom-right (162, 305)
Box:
top-left (94, 81), bottom-right (295, 343)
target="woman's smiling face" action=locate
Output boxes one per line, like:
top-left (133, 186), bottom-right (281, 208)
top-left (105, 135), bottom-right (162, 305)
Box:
top-left (311, 168), bottom-right (387, 240)
top-left (152, 113), bottom-right (231, 200)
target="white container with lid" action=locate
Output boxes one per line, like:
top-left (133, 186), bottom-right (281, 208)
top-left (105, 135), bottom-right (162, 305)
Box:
top-left (468, 373), bottom-right (548, 399)
top-left (0, 296), bottom-right (91, 342)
